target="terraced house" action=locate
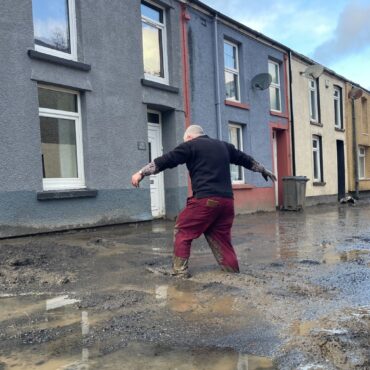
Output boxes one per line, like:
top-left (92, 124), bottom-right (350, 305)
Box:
top-left (1, 0), bottom-right (369, 238)
top-left (290, 53), bottom-right (348, 205)
top-left (184, 0), bottom-right (291, 212)
top-left (0, 0), bottom-right (187, 238)
top-left (345, 83), bottom-right (370, 198)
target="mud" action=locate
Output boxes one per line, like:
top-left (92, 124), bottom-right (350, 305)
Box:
top-left (0, 201), bottom-right (370, 369)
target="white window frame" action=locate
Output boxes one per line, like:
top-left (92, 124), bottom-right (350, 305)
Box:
top-left (224, 40), bottom-right (241, 102)
top-left (33, 0), bottom-right (77, 61)
top-left (141, 0), bottom-right (169, 84)
top-left (309, 78), bottom-right (319, 122)
top-left (312, 135), bottom-right (322, 182)
top-left (268, 60), bottom-right (282, 112)
top-left (358, 146), bottom-right (366, 179)
top-left (334, 86), bottom-right (342, 129)
top-left (228, 123), bottom-right (244, 184)
top-left (38, 85), bottom-right (85, 191)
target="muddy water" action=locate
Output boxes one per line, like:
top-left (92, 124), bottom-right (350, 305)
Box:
top-left (1, 202), bottom-right (370, 369)
top-left (0, 293), bottom-right (274, 370)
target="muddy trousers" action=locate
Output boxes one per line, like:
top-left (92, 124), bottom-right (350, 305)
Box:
top-left (173, 197), bottom-right (240, 275)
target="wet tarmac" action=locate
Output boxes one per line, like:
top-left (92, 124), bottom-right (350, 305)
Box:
top-left (0, 201), bottom-right (370, 369)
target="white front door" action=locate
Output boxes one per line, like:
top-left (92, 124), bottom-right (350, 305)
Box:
top-left (148, 112), bottom-right (165, 218)
top-left (272, 130), bottom-right (279, 207)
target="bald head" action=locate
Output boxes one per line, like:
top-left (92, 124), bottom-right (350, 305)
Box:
top-left (183, 125), bottom-right (204, 142)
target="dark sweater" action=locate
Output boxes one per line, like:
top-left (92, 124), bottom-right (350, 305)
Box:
top-left (154, 135), bottom-right (260, 199)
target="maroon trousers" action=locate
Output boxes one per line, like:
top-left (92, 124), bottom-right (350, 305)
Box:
top-left (173, 196), bottom-right (240, 273)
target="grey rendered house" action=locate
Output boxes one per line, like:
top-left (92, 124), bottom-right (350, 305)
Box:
top-left (0, 0), bottom-right (187, 238)
top-left (184, 0), bottom-right (292, 213)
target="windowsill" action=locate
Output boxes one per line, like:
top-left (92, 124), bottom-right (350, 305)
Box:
top-left (312, 182), bottom-right (326, 186)
top-left (270, 110), bottom-right (288, 118)
top-left (224, 100), bottom-right (250, 110)
top-left (232, 184), bottom-right (255, 190)
top-left (37, 188), bottom-right (98, 200)
top-left (28, 49), bottom-right (91, 71)
top-left (141, 79), bottom-right (179, 94)
top-left (310, 121), bottom-right (323, 127)
top-left (359, 178), bottom-right (370, 181)
top-left (335, 127), bottom-right (345, 132)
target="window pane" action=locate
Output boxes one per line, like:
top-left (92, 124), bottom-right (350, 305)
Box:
top-left (310, 90), bottom-right (317, 119)
top-left (38, 88), bottom-right (77, 112)
top-left (40, 116), bottom-right (78, 178)
top-left (147, 113), bottom-right (160, 124)
top-left (359, 156), bottom-right (365, 178)
top-left (141, 2), bottom-right (163, 23)
top-left (334, 100), bottom-right (339, 126)
top-left (225, 71), bottom-right (239, 100)
top-left (269, 86), bottom-right (280, 111)
top-left (268, 62), bottom-right (278, 84)
top-left (313, 151), bottom-right (319, 180)
top-left (142, 22), bottom-right (163, 77)
top-left (229, 126), bottom-right (243, 181)
top-left (32, 0), bottom-right (71, 53)
top-left (224, 43), bottom-right (236, 70)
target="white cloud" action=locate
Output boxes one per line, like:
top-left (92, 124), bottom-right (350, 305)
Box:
top-left (313, 0), bottom-right (370, 64)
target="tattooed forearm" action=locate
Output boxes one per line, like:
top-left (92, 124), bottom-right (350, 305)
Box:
top-left (139, 161), bottom-right (159, 176)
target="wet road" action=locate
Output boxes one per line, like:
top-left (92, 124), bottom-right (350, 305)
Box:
top-left (0, 201), bottom-right (370, 369)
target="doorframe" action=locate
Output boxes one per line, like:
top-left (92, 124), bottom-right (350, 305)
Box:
top-left (272, 129), bottom-right (279, 207)
top-left (147, 110), bottom-right (166, 218)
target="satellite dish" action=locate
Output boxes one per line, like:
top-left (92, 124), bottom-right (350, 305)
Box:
top-left (251, 73), bottom-right (272, 90)
top-left (300, 64), bottom-right (324, 79)
top-left (348, 87), bottom-right (363, 100)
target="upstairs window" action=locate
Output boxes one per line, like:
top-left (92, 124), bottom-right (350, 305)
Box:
top-left (228, 124), bottom-right (244, 183)
top-left (32, 0), bottom-right (77, 60)
top-left (309, 78), bottom-right (319, 122)
top-left (362, 97), bottom-right (368, 134)
top-left (141, 1), bottom-right (168, 84)
top-left (268, 61), bottom-right (281, 112)
top-left (334, 86), bottom-right (343, 129)
top-left (224, 41), bottom-right (240, 101)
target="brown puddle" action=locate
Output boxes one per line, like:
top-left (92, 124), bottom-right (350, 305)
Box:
top-left (0, 343), bottom-right (274, 370)
top-left (322, 246), bottom-right (370, 265)
top-left (0, 288), bottom-right (274, 370)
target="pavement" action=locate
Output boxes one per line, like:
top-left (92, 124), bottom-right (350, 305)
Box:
top-left (0, 201), bottom-right (370, 369)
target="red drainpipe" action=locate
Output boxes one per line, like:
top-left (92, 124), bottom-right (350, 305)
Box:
top-left (180, 3), bottom-right (191, 128)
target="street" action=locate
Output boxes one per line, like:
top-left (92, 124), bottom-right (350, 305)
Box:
top-left (0, 202), bottom-right (370, 369)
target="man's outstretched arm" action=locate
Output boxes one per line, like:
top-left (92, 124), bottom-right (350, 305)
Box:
top-left (227, 143), bottom-right (277, 182)
top-left (131, 142), bottom-right (191, 187)
top-left (131, 161), bottom-right (158, 187)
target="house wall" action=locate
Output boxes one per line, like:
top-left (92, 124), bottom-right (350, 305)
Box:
top-left (0, 0), bottom-right (186, 238)
top-left (291, 56), bottom-right (348, 204)
top-left (186, 5), bottom-right (290, 213)
top-left (345, 83), bottom-right (370, 193)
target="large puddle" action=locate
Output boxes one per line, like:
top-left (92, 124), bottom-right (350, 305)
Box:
top-left (0, 290), bottom-right (276, 370)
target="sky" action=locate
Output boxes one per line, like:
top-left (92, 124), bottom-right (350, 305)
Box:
top-left (201, 0), bottom-right (370, 90)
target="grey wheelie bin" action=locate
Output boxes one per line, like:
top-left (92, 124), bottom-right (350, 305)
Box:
top-left (282, 176), bottom-right (309, 211)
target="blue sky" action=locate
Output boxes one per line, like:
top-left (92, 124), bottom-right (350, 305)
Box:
top-left (201, 0), bottom-right (370, 90)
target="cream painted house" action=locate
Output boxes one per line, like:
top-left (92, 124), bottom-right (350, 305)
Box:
top-left (290, 53), bottom-right (348, 205)
top-left (345, 83), bottom-right (370, 197)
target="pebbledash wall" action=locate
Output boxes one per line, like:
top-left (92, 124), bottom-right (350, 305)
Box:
top-left (0, 0), bottom-right (187, 238)
top-left (185, 0), bottom-right (291, 213)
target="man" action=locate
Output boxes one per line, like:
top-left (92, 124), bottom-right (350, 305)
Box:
top-left (131, 125), bottom-right (276, 277)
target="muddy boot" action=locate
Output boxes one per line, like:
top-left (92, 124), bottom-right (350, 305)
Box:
top-left (172, 256), bottom-right (191, 278)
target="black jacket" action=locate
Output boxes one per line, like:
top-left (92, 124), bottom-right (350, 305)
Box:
top-left (154, 135), bottom-right (259, 199)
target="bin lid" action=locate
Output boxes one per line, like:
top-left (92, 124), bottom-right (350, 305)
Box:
top-left (282, 176), bottom-right (309, 182)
